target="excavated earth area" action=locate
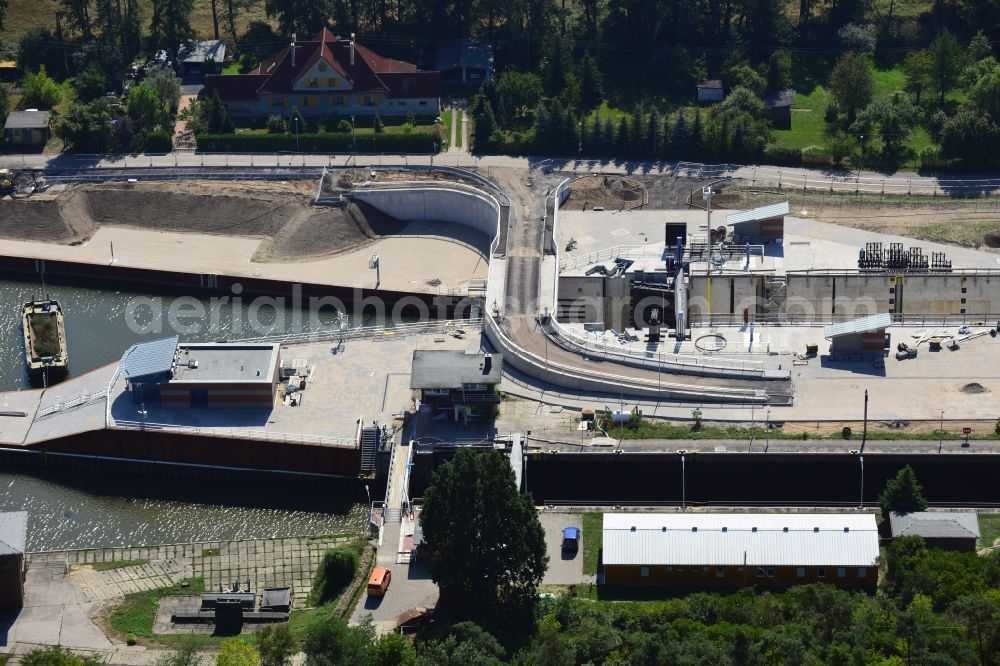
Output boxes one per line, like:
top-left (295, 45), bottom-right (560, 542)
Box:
top-left (0, 180), bottom-right (408, 263)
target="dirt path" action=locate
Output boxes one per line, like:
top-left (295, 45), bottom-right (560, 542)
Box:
top-left (172, 95), bottom-right (198, 150)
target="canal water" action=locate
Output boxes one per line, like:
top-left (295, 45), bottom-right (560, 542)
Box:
top-left (0, 277), bottom-right (369, 551)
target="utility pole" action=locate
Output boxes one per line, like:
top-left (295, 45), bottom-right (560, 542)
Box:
top-left (861, 389), bottom-right (868, 452)
top-left (351, 115), bottom-right (357, 164)
top-left (939, 409), bottom-right (944, 453)
top-left (859, 454), bottom-right (864, 509)
top-left (765, 408), bottom-right (771, 452)
top-left (679, 450), bottom-right (687, 509)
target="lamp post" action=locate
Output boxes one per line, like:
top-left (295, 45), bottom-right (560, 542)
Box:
top-left (293, 113), bottom-right (300, 152)
top-left (350, 115), bottom-right (357, 164)
top-left (939, 409), bottom-right (944, 453)
top-left (679, 450), bottom-right (687, 509)
top-left (765, 408), bottom-right (771, 452)
top-left (857, 134), bottom-right (865, 185)
top-left (364, 483), bottom-right (372, 532)
top-left (858, 453), bottom-right (865, 509)
top-left (861, 389), bottom-right (868, 452)
top-left (578, 121), bottom-right (583, 157)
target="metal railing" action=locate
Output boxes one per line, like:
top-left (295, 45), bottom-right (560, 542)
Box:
top-left (558, 245), bottom-right (659, 272)
top-left (548, 322), bottom-right (767, 375)
top-left (110, 420), bottom-right (357, 446)
top-left (35, 391), bottom-right (107, 419)
top-left (693, 313), bottom-right (1000, 327)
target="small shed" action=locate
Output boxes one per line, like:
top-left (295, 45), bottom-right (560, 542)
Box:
top-left (725, 201), bottom-right (789, 243)
top-left (697, 79), bottom-right (724, 104)
top-left (0, 511), bottom-right (28, 611)
top-left (763, 89), bottom-right (795, 130)
top-left (3, 111), bottom-right (51, 151)
top-left (824, 313), bottom-right (892, 354)
top-left (178, 39), bottom-right (227, 75)
top-left (890, 512), bottom-right (980, 552)
top-left (436, 40), bottom-right (493, 85)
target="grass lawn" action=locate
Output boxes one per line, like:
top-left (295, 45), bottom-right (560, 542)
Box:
top-left (92, 558), bottom-right (151, 572)
top-left (581, 512), bottom-right (603, 576)
top-left (584, 100), bottom-right (631, 126)
top-left (107, 577), bottom-right (204, 640)
top-left (980, 515), bottom-right (1000, 549)
top-left (221, 62), bottom-right (242, 75)
top-left (441, 108), bottom-right (453, 148)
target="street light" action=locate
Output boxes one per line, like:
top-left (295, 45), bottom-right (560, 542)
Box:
top-left (765, 408), bottom-right (771, 452)
top-left (292, 112), bottom-right (300, 152)
top-left (578, 121), bottom-right (583, 157)
top-left (678, 450), bottom-right (687, 509)
top-left (350, 115), bottom-right (357, 164)
top-left (364, 483), bottom-right (372, 532)
top-left (939, 409), bottom-right (944, 453)
top-left (858, 453), bottom-right (865, 509)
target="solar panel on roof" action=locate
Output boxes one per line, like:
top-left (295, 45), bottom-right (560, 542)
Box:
top-left (120, 336), bottom-right (179, 380)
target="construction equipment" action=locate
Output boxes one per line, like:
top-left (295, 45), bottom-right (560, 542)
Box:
top-left (895, 342), bottom-right (917, 360)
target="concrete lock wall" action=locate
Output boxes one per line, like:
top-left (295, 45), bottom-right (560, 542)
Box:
top-left (688, 275), bottom-right (760, 319)
top-left (352, 187), bottom-right (499, 239)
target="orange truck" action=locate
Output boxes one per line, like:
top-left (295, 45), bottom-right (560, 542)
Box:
top-left (367, 567), bottom-right (392, 597)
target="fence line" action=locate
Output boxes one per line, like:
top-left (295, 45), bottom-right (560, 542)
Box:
top-left (234, 318), bottom-right (483, 345)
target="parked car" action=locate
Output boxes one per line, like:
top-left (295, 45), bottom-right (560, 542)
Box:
top-left (562, 527), bottom-right (580, 553)
top-left (367, 566), bottom-right (392, 597)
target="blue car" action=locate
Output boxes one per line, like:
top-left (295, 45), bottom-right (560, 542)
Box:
top-left (562, 527), bottom-right (580, 553)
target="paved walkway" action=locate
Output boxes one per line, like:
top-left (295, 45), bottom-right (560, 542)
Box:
top-left (1, 536), bottom-right (355, 663)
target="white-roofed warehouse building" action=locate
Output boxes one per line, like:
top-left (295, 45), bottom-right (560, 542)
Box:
top-left (602, 513), bottom-right (879, 589)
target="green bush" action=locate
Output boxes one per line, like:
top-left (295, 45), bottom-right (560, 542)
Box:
top-left (126, 633), bottom-right (138, 646)
top-left (842, 426), bottom-right (852, 439)
top-left (138, 129), bottom-right (173, 153)
top-left (309, 546), bottom-right (359, 605)
top-left (762, 145), bottom-right (801, 166)
top-left (196, 129), bottom-right (440, 153)
top-left (266, 115), bottom-right (287, 134)
top-left (801, 145), bottom-right (833, 166)
top-left (919, 145), bottom-right (947, 169)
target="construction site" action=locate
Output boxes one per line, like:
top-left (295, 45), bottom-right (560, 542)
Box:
top-left (0, 160), bottom-right (998, 482)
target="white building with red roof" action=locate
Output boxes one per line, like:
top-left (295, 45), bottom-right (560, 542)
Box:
top-left (204, 29), bottom-right (440, 118)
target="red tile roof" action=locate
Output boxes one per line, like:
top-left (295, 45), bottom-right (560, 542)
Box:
top-left (205, 29), bottom-right (439, 104)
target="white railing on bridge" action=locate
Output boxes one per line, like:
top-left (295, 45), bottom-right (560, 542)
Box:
top-left (558, 245), bottom-right (660, 272)
top-left (110, 420), bottom-right (357, 446)
top-left (35, 391), bottom-right (107, 418)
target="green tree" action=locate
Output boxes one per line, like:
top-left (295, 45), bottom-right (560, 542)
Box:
top-left (373, 113), bottom-right (384, 134)
top-left (969, 59), bottom-right (1000, 118)
top-left (0, 83), bottom-right (8, 125)
top-left (828, 52), bottom-right (874, 123)
top-left (496, 71), bottom-right (543, 121)
top-left (155, 641), bottom-right (202, 666)
top-left (256, 624), bottom-right (296, 666)
top-left (56, 99), bottom-right (116, 151)
top-left (0, 0), bottom-right (6, 31)
top-left (303, 613), bottom-right (373, 666)
top-left (217, 639), bottom-right (260, 666)
top-left (420, 448), bottom-right (548, 623)
top-left (128, 83), bottom-right (163, 128)
top-left (879, 465), bottom-right (928, 518)
top-left (309, 546), bottom-right (358, 605)
top-left (929, 30), bottom-right (967, 106)
top-left (578, 53), bottom-right (604, 109)
top-left (22, 66), bottom-right (63, 110)
top-left (970, 30), bottom-right (993, 63)
top-left (370, 631), bottom-right (417, 666)
top-left (950, 592), bottom-right (1000, 666)
top-left (150, 0), bottom-right (195, 65)
top-left (264, 0), bottom-right (329, 36)
top-left (75, 63), bottom-right (107, 103)
top-left (941, 108), bottom-right (1000, 166)
top-left (723, 63), bottom-right (765, 97)
top-left (903, 51), bottom-right (933, 106)
top-left (766, 50), bottom-right (791, 92)
top-left (145, 69), bottom-right (182, 115)
top-left (22, 646), bottom-right (103, 666)
top-left (852, 91), bottom-right (917, 154)
top-left (838, 23), bottom-right (876, 53)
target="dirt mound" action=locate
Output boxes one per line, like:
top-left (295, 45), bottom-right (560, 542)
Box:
top-left (985, 232), bottom-right (1000, 248)
top-left (962, 382), bottom-right (990, 394)
top-left (0, 190), bottom-right (97, 243)
top-left (563, 175), bottom-right (645, 210)
top-left (2, 180), bottom-right (472, 265)
top-left (257, 202), bottom-right (407, 262)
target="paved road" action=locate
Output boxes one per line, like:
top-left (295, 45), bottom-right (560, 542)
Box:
top-left (3, 152), bottom-right (999, 195)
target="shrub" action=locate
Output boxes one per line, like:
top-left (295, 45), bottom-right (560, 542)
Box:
top-left (126, 633), bottom-right (138, 646)
top-left (919, 145), bottom-right (947, 169)
top-left (22, 646), bottom-right (102, 666)
top-left (309, 546), bottom-right (359, 605)
top-left (801, 145), bottom-right (833, 166)
top-left (266, 114), bottom-right (287, 134)
top-left (762, 145), bottom-right (801, 166)
top-left (691, 408), bottom-right (703, 432)
top-left (21, 65), bottom-right (62, 109)
top-left (824, 103), bottom-right (838, 124)
top-left (842, 426), bottom-right (852, 439)
top-left (373, 113), bottom-right (384, 134)
top-left (139, 129), bottom-right (173, 153)
top-left (196, 129), bottom-right (440, 153)
top-left (994, 417), bottom-right (999, 435)
top-left (238, 53), bottom-right (256, 73)
top-left (338, 118), bottom-right (353, 133)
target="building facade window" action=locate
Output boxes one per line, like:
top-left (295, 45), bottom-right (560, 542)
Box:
top-left (837, 567), bottom-right (846, 578)
top-left (640, 566), bottom-right (649, 577)
top-left (715, 566), bottom-right (724, 577)
top-left (756, 567), bottom-right (764, 578)
top-left (767, 567), bottom-right (775, 577)
top-left (858, 567), bottom-right (868, 577)
top-left (796, 567), bottom-right (805, 578)
top-left (817, 567), bottom-right (826, 578)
